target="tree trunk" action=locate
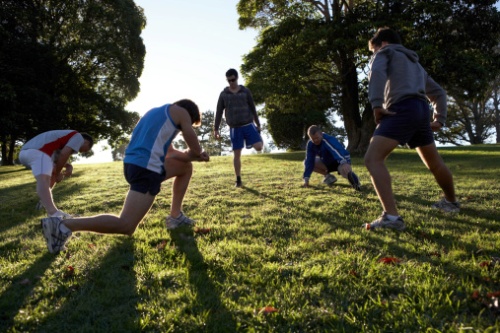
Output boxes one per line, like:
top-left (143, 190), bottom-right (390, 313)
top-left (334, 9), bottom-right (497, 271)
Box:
top-left (338, 54), bottom-right (375, 155)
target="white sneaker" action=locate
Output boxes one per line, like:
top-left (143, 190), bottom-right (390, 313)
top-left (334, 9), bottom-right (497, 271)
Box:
top-left (165, 212), bottom-right (196, 230)
top-left (323, 174), bottom-right (337, 187)
top-left (49, 210), bottom-right (73, 219)
top-left (41, 217), bottom-right (72, 253)
top-left (432, 198), bottom-right (460, 213)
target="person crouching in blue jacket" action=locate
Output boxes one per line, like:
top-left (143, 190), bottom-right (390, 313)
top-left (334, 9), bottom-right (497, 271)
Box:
top-left (303, 125), bottom-right (361, 191)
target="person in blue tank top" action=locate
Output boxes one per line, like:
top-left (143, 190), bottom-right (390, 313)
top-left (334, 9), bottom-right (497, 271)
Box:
top-left (39, 99), bottom-right (210, 254)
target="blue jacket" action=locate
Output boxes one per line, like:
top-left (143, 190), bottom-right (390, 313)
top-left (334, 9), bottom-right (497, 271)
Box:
top-left (303, 133), bottom-right (351, 179)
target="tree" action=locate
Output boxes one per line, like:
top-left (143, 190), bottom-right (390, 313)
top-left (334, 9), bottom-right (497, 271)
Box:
top-left (194, 111), bottom-right (231, 156)
top-left (0, 0), bottom-right (146, 165)
top-left (237, 0), bottom-right (500, 153)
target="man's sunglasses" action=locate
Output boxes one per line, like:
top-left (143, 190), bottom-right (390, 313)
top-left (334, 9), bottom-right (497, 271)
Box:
top-left (227, 78), bottom-right (237, 83)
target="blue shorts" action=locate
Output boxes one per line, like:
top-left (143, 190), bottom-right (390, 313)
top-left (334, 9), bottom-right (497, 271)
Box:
top-left (230, 123), bottom-right (263, 150)
top-left (373, 98), bottom-right (434, 149)
top-left (124, 163), bottom-right (165, 195)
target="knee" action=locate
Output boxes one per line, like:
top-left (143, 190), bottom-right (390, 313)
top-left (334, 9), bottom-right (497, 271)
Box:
top-left (254, 142), bottom-right (263, 151)
top-left (120, 220), bottom-right (140, 236)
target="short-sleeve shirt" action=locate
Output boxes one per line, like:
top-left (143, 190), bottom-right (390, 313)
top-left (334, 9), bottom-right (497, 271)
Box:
top-left (21, 130), bottom-right (84, 157)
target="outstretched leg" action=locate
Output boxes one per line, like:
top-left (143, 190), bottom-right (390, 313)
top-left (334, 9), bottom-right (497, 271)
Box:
top-left (416, 142), bottom-right (457, 202)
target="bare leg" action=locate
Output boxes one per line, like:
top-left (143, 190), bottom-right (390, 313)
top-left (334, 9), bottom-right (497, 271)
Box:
top-left (416, 142), bottom-right (457, 202)
top-left (313, 157), bottom-right (329, 175)
top-left (35, 174), bottom-right (58, 215)
top-left (253, 141), bottom-right (263, 152)
top-left (62, 190), bottom-right (156, 235)
top-left (364, 136), bottom-right (400, 216)
top-left (164, 156), bottom-right (193, 217)
top-left (233, 149), bottom-right (242, 178)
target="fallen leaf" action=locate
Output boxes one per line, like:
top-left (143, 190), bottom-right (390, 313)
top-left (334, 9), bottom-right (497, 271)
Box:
top-left (64, 266), bottom-right (75, 279)
top-left (157, 240), bottom-right (167, 250)
top-left (486, 291), bottom-right (500, 298)
top-left (87, 243), bottom-right (96, 249)
top-left (472, 290), bottom-right (480, 300)
top-left (378, 257), bottom-right (401, 265)
top-left (349, 270), bottom-right (359, 277)
top-left (194, 227), bottom-right (211, 235)
top-left (479, 261), bottom-right (490, 268)
top-left (258, 306), bottom-right (279, 315)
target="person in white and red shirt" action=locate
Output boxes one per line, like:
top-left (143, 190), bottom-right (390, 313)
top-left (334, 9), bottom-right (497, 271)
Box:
top-left (19, 130), bottom-right (93, 218)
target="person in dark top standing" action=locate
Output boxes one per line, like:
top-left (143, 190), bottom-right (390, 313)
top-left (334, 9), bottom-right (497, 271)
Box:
top-left (214, 68), bottom-right (263, 187)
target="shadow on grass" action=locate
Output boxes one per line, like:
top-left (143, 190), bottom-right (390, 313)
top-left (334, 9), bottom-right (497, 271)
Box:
top-left (36, 238), bottom-right (139, 332)
top-left (169, 228), bottom-right (237, 333)
top-left (0, 252), bottom-right (54, 331)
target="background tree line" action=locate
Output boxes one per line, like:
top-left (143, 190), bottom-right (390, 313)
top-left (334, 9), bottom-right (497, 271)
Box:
top-left (237, 0), bottom-right (500, 152)
top-left (0, 0), bottom-right (146, 165)
top-left (1, 1), bottom-right (499, 165)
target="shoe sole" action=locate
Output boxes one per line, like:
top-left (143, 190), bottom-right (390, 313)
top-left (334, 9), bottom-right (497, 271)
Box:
top-left (365, 223), bottom-right (406, 231)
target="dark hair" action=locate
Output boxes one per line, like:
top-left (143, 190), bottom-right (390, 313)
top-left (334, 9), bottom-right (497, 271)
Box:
top-left (80, 132), bottom-right (94, 149)
top-left (173, 99), bottom-right (201, 127)
top-left (369, 27), bottom-right (402, 50)
top-left (225, 68), bottom-right (238, 78)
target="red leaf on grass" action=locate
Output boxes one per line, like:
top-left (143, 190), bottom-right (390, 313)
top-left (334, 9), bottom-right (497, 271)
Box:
top-left (472, 290), bottom-right (480, 300)
top-left (349, 270), bottom-right (359, 277)
top-left (258, 306), bottom-right (279, 315)
top-left (157, 240), bottom-right (167, 250)
top-left (486, 291), bottom-right (500, 298)
top-left (64, 266), bottom-right (75, 279)
top-left (378, 257), bottom-right (401, 264)
top-left (194, 227), bottom-right (211, 235)
top-left (479, 261), bottom-right (491, 268)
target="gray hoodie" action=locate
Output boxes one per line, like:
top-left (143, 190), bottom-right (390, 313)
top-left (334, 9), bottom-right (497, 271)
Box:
top-left (368, 44), bottom-right (447, 125)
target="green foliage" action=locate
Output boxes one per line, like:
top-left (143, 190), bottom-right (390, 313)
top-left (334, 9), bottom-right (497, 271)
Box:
top-left (237, 0), bottom-right (500, 151)
top-left (0, 0), bottom-right (146, 164)
top-left (1, 145), bottom-right (500, 332)
top-left (194, 111), bottom-right (232, 156)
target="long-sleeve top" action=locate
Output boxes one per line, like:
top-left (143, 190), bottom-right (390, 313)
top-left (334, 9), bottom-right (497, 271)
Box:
top-left (303, 133), bottom-right (351, 179)
top-left (214, 85), bottom-right (260, 129)
top-left (368, 44), bottom-right (447, 125)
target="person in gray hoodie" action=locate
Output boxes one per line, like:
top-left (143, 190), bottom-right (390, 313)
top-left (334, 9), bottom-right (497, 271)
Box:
top-left (363, 27), bottom-right (460, 231)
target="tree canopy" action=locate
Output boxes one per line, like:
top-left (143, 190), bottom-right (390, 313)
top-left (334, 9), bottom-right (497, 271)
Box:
top-left (237, 0), bottom-right (500, 152)
top-left (0, 0), bottom-right (146, 165)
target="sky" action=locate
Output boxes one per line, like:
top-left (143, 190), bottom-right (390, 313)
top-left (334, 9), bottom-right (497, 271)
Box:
top-left (79, 0), bottom-right (259, 163)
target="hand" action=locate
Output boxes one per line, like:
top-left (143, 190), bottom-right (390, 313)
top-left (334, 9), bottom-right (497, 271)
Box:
top-left (55, 173), bottom-right (65, 183)
top-left (430, 121), bottom-right (443, 132)
top-left (373, 107), bottom-right (396, 124)
top-left (256, 126), bottom-right (261, 133)
top-left (214, 130), bottom-right (221, 140)
top-left (199, 151), bottom-right (210, 162)
top-left (63, 164), bottom-right (73, 177)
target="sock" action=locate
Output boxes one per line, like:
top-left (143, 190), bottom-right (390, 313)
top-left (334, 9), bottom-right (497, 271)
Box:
top-left (236, 176), bottom-right (241, 182)
top-left (385, 213), bottom-right (400, 221)
top-left (444, 198), bottom-right (458, 204)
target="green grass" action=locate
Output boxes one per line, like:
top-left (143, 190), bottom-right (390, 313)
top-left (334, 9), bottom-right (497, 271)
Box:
top-left (1, 145), bottom-right (499, 332)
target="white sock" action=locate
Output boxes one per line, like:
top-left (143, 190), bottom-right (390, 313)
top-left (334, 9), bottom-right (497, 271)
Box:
top-left (59, 223), bottom-right (71, 234)
top-left (385, 214), bottom-right (400, 221)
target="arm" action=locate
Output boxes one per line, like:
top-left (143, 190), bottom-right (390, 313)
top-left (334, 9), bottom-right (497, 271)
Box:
top-left (323, 134), bottom-right (351, 165)
top-left (246, 88), bottom-right (261, 129)
top-left (51, 146), bottom-right (74, 183)
top-left (303, 142), bottom-right (315, 187)
top-left (214, 93), bottom-right (225, 138)
top-left (170, 105), bottom-right (209, 162)
top-left (425, 75), bottom-right (447, 130)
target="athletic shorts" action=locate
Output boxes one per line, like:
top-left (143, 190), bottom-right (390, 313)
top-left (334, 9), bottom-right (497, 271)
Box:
top-left (19, 149), bottom-right (53, 176)
top-left (230, 123), bottom-right (263, 150)
top-left (124, 163), bottom-right (165, 196)
top-left (373, 98), bottom-right (434, 149)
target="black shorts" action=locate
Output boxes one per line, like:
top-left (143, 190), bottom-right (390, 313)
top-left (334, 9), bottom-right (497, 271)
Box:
top-left (124, 163), bottom-right (165, 196)
top-left (373, 98), bottom-right (434, 149)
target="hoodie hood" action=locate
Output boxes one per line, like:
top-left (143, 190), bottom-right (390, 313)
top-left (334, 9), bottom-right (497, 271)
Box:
top-left (379, 44), bottom-right (419, 63)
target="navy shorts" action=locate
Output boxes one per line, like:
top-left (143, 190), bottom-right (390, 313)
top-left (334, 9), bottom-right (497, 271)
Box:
top-left (124, 163), bottom-right (165, 196)
top-left (374, 98), bottom-right (434, 149)
top-left (230, 123), bottom-right (263, 150)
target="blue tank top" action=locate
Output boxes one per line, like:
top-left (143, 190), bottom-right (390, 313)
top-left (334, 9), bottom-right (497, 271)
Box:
top-left (124, 104), bottom-right (180, 174)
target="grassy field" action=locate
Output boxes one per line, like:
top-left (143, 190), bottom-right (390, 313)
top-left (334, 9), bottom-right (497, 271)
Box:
top-left (0, 145), bottom-right (499, 332)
